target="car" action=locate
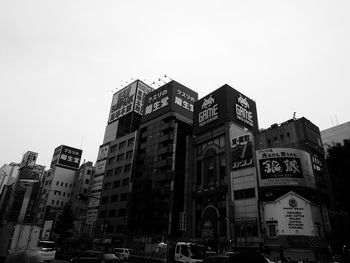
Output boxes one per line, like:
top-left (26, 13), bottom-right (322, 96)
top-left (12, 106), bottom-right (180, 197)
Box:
top-left (36, 240), bottom-right (56, 263)
top-left (114, 248), bottom-right (132, 261)
top-left (69, 250), bottom-right (120, 263)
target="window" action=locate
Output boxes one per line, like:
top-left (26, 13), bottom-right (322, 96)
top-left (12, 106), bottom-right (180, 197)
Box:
top-left (113, 180), bottom-right (120, 188)
top-left (51, 200), bottom-right (54, 205)
top-left (115, 166), bottom-right (123, 175)
top-left (87, 169), bottom-right (92, 175)
top-left (110, 145), bottom-right (117, 153)
top-left (268, 223), bottom-right (277, 237)
top-left (124, 164), bottom-right (131, 173)
top-left (56, 181), bottom-right (59, 186)
top-left (126, 151), bottom-right (133, 159)
top-left (99, 211), bottom-right (106, 218)
top-left (104, 182), bottom-right (111, 190)
top-left (101, 196), bottom-right (109, 204)
top-left (119, 141), bottom-right (126, 150)
top-left (234, 188), bottom-right (256, 200)
top-left (120, 193), bottom-right (127, 201)
top-left (65, 183), bottom-right (68, 187)
top-left (111, 194), bottom-right (118, 202)
top-left (106, 169), bottom-right (113, 177)
top-left (85, 179), bottom-right (90, 184)
top-left (128, 138), bottom-right (134, 147)
top-left (63, 192), bottom-right (66, 197)
top-left (219, 154), bottom-right (226, 182)
top-left (61, 182), bottom-right (63, 186)
top-left (117, 154), bottom-right (124, 162)
top-left (122, 178), bottom-right (129, 186)
top-left (109, 209), bottom-right (116, 217)
top-left (118, 208), bottom-right (126, 217)
top-left (108, 157), bottom-right (115, 165)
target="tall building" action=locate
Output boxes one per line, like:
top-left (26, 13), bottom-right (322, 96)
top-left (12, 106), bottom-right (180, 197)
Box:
top-left (37, 145), bottom-right (82, 240)
top-left (321, 121), bottom-right (350, 152)
top-left (256, 118), bottom-right (332, 261)
top-left (128, 80), bottom-right (198, 242)
top-left (0, 162), bottom-right (20, 194)
top-left (89, 80), bottom-right (153, 240)
top-left (190, 84), bottom-right (260, 251)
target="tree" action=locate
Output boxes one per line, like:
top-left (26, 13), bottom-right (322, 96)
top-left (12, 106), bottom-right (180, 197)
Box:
top-left (54, 205), bottom-right (75, 242)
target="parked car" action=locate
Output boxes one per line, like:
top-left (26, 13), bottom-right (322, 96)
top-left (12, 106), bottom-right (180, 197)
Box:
top-left (114, 248), bottom-right (132, 261)
top-left (36, 240), bottom-right (56, 263)
top-left (69, 250), bottom-right (120, 263)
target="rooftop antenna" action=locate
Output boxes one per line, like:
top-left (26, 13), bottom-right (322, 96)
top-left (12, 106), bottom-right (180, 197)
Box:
top-left (164, 74), bottom-right (173, 81)
top-left (293, 112), bottom-right (296, 120)
top-left (335, 115), bottom-right (339, 125)
top-left (158, 78), bottom-right (167, 84)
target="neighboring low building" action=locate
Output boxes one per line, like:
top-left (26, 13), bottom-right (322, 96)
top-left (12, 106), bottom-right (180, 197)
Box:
top-left (321, 121), bottom-right (350, 152)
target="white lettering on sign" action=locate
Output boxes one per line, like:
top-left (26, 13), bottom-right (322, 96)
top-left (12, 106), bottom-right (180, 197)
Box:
top-left (199, 95), bottom-right (218, 127)
top-left (235, 94), bottom-right (254, 127)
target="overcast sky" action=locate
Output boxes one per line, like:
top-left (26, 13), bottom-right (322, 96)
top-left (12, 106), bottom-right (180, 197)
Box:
top-left (1, 0), bottom-right (349, 169)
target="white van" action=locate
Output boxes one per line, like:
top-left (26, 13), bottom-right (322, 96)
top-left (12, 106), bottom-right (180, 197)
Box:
top-left (37, 241), bottom-right (56, 263)
top-left (174, 242), bottom-right (208, 263)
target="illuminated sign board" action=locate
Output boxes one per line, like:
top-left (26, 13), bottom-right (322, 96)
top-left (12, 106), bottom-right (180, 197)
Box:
top-left (194, 85), bottom-right (258, 134)
top-left (257, 148), bottom-right (316, 188)
top-left (142, 81), bottom-right (198, 122)
top-left (108, 81), bottom-right (153, 123)
top-left (51, 145), bottom-right (82, 171)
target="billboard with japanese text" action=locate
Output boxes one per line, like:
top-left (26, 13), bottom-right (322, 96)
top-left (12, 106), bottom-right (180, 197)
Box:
top-left (193, 85), bottom-right (258, 134)
top-left (142, 81), bottom-right (198, 123)
top-left (229, 124), bottom-right (254, 170)
top-left (50, 145), bottom-right (82, 171)
top-left (108, 80), bottom-right (153, 123)
top-left (257, 148), bottom-right (316, 188)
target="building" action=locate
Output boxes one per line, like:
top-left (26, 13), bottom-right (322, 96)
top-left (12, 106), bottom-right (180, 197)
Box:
top-left (89, 80), bottom-right (153, 241)
top-left (71, 161), bottom-right (94, 237)
top-left (37, 145), bottom-right (82, 240)
top-left (321, 121), bottom-right (350, 152)
top-left (128, 80), bottom-right (198, 243)
top-left (190, 84), bottom-right (260, 251)
top-left (0, 163), bottom-right (20, 194)
top-left (256, 118), bottom-right (332, 261)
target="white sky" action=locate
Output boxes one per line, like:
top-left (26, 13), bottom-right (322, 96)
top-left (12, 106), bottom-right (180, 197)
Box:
top-left (1, 0), bottom-right (349, 169)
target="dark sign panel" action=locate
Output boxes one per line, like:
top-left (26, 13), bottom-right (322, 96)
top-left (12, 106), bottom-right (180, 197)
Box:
top-left (142, 81), bottom-right (198, 123)
top-left (257, 148), bottom-right (316, 188)
top-left (51, 145), bottom-right (82, 170)
top-left (231, 133), bottom-right (254, 170)
top-left (193, 85), bottom-right (258, 134)
top-left (108, 81), bottom-right (153, 123)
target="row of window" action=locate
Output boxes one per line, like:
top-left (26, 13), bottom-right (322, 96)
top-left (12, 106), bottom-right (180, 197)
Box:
top-left (55, 181), bottom-right (72, 188)
top-left (110, 138), bottom-right (135, 153)
top-left (99, 208), bottom-right (126, 218)
top-left (101, 192), bottom-right (128, 203)
top-left (106, 164), bottom-right (132, 177)
top-left (51, 199), bottom-right (69, 206)
top-left (52, 190), bottom-right (71, 198)
top-left (108, 151), bottom-right (134, 165)
top-left (104, 178), bottom-right (130, 190)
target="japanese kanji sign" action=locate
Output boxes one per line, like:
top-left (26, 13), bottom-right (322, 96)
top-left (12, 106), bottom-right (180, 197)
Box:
top-left (257, 148), bottom-right (316, 188)
top-left (52, 145), bottom-right (82, 170)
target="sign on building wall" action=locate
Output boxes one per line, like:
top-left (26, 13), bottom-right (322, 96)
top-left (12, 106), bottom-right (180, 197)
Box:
top-left (193, 85), bottom-right (258, 134)
top-left (257, 148), bottom-right (316, 188)
top-left (108, 81), bottom-right (153, 123)
top-left (51, 145), bottom-right (82, 171)
top-left (142, 81), bottom-right (198, 122)
top-left (97, 145), bottom-right (109, 161)
top-left (263, 192), bottom-right (323, 236)
top-left (229, 124), bottom-right (254, 170)
top-left (95, 160), bottom-right (106, 175)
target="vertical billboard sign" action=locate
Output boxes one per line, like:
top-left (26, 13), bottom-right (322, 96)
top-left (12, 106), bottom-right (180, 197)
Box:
top-left (229, 124), bottom-right (254, 170)
top-left (142, 81), bottom-right (198, 122)
top-left (109, 81), bottom-right (153, 123)
top-left (109, 82), bottom-right (137, 123)
top-left (257, 148), bottom-right (316, 188)
top-left (193, 85), bottom-right (258, 134)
